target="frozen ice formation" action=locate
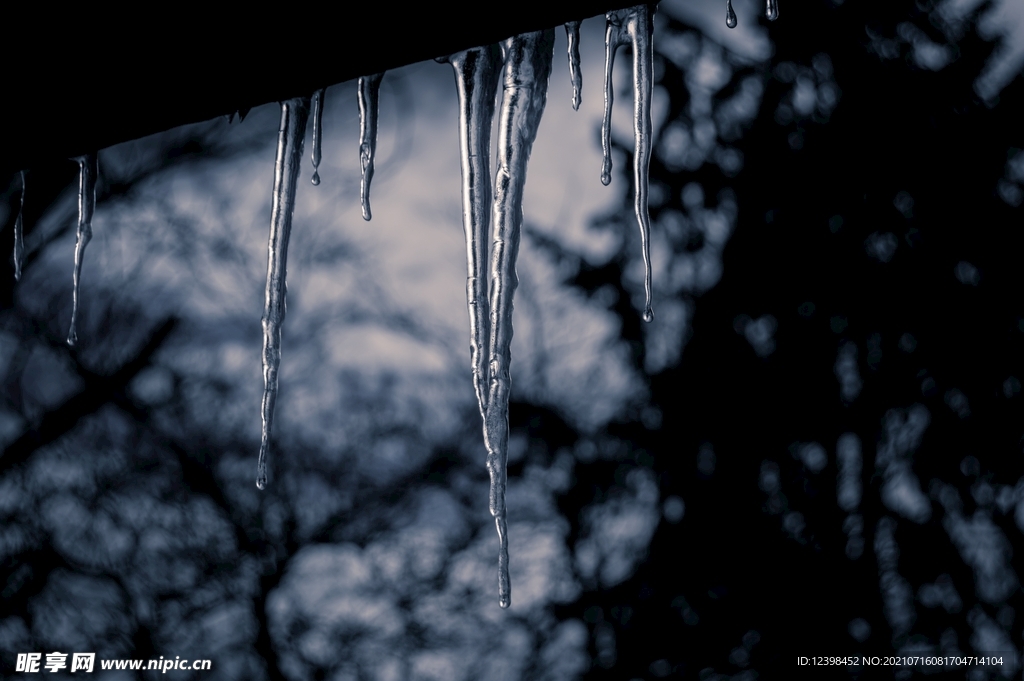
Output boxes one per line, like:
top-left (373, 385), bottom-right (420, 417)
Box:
top-left (311, 88), bottom-right (327, 185)
top-left (68, 153), bottom-right (98, 347)
top-left (256, 96), bottom-right (311, 491)
top-left (13, 170), bottom-right (25, 281)
top-left (358, 72), bottom-right (385, 221)
top-left (602, 5), bottom-right (656, 322)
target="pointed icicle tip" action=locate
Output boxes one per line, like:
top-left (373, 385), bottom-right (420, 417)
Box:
top-left (766, 0), bottom-right (779, 21)
top-left (256, 475), bottom-right (267, 490)
top-left (643, 307), bottom-right (654, 323)
top-left (726, 0), bottom-right (738, 28)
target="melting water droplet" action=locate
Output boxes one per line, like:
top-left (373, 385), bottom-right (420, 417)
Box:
top-left (257, 96), bottom-right (311, 491)
top-left (727, 0), bottom-right (738, 28)
top-left (358, 72), bottom-right (385, 221)
top-left (485, 28), bottom-right (554, 610)
top-left (447, 45), bottom-right (502, 420)
top-left (602, 5), bottom-right (656, 322)
top-left (311, 88), bottom-right (326, 186)
top-left (766, 0), bottom-right (779, 21)
top-left (565, 21), bottom-right (583, 111)
top-left (13, 170), bottom-right (25, 281)
top-left (68, 153), bottom-right (98, 347)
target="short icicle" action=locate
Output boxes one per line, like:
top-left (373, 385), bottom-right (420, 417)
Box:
top-left (446, 46), bottom-right (503, 419)
top-left (13, 170), bottom-right (25, 281)
top-left (726, 0), bottom-right (738, 28)
top-left (565, 21), bottom-right (583, 110)
top-left (766, 0), bottom-right (779, 21)
top-left (357, 72), bottom-right (385, 221)
top-left (256, 96), bottom-right (311, 491)
top-left (602, 5), bottom-right (656, 322)
top-left (485, 28), bottom-right (555, 609)
top-left (67, 153), bottom-right (98, 346)
top-left (311, 88), bottom-right (326, 185)
top-left (601, 11), bottom-right (624, 187)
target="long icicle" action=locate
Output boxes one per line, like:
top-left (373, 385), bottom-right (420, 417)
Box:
top-left (447, 46), bottom-right (503, 419)
top-left (565, 21), bottom-right (583, 111)
top-left (603, 5), bottom-right (656, 322)
top-left (357, 72), bottom-right (385, 221)
top-left (311, 88), bottom-right (326, 185)
top-left (67, 153), bottom-right (98, 346)
top-left (256, 96), bottom-right (311, 491)
top-left (13, 170), bottom-right (25, 281)
top-left (485, 28), bottom-right (555, 609)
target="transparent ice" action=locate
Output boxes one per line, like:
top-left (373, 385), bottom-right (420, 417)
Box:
top-left (602, 5), bottom-right (655, 322)
top-left (311, 88), bottom-right (327, 186)
top-left (446, 45), bottom-right (502, 418)
top-left (13, 170), bottom-right (25, 281)
top-left (484, 29), bottom-right (555, 608)
top-left (565, 21), bottom-right (583, 110)
top-left (256, 96), bottom-right (311, 491)
top-left (358, 72), bottom-right (385, 221)
top-left (67, 153), bottom-right (98, 347)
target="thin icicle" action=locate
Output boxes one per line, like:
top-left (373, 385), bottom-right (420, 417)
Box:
top-left (766, 0), bottom-right (779, 21)
top-left (311, 88), bottom-right (326, 185)
top-left (357, 72), bottom-right (384, 221)
top-left (13, 170), bottom-right (25, 281)
top-left (565, 21), bottom-right (583, 110)
top-left (727, 0), bottom-right (738, 28)
top-left (447, 46), bottom-right (503, 419)
top-left (257, 96), bottom-right (311, 491)
top-left (601, 12), bottom-right (623, 187)
top-left (67, 153), bottom-right (98, 346)
top-left (485, 29), bottom-right (554, 609)
top-left (602, 5), bottom-right (656, 322)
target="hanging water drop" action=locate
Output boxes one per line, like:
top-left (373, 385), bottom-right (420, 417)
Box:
top-left (358, 72), bottom-right (384, 221)
top-left (484, 28), bottom-right (554, 610)
top-left (311, 88), bottom-right (326, 186)
top-left (256, 96), bottom-right (311, 491)
top-left (565, 21), bottom-right (583, 111)
top-left (766, 0), bottom-right (779, 21)
top-left (447, 45), bottom-right (502, 419)
top-left (13, 170), bottom-right (25, 281)
top-left (726, 0), bottom-right (738, 28)
top-left (601, 5), bottom-right (656, 322)
top-left (67, 153), bottom-right (98, 347)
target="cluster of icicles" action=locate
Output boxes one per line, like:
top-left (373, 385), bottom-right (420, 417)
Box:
top-left (10, 1), bottom-right (777, 608)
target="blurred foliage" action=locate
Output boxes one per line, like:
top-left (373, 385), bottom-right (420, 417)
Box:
top-left (2, 1), bottom-right (1024, 680)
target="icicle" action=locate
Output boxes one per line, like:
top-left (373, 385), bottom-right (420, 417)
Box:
top-left (601, 5), bottom-right (656, 322)
top-left (484, 29), bottom-right (554, 610)
top-left (67, 153), bottom-right (97, 346)
top-left (357, 72), bottom-right (384, 221)
top-left (601, 13), bottom-right (621, 187)
top-left (565, 21), bottom-right (583, 110)
top-left (13, 170), bottom-right (25, 281)
top-left (727, 0), bottom-right (738, 28)
top-left (766, 0), bottom-right (779, 21)
top-left (256, 96), bottom-right (311, 491)
top-left (311, 88), bottom-right (326, 185)
top-left (447, 46), bottom-right (503, 419)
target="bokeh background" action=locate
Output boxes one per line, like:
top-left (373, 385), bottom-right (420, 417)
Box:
top-left (2, 0), bottom-right (1024, 678)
